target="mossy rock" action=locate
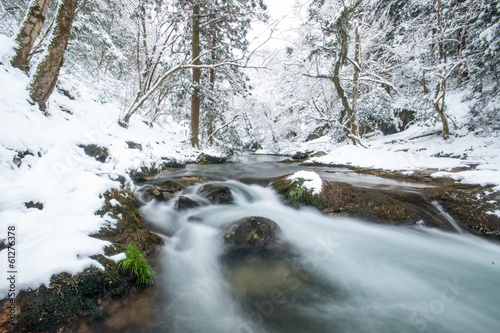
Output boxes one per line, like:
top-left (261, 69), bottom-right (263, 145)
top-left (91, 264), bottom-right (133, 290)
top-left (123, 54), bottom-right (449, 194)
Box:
top-left (144, 187), bottom-right (173, 202)
top-left (175, 196), bottom-right (201, 211)
top-left (79, 144), bottom-right (109, 163)
top-left (223, 216), bottom-right (282, 250)
top-left (272, 175), bottom-right (416, 224)
top-left (94, 188), bottom-right (162, 255)
top-left (198, 184), bottom-right (234, 204)
top-left (292, 151), bottom-right (309, 160)
top-left (6, 188), bottom-right (163, 331)
top-left (311, 151), bottom-right (327, 158)
top-left (13, 256), bottom-right (138, 333)
top-left (177, 176), bottom-right (206, 184)
top-left (161, 159), bottom-right (186, 168)
top-left (24, 201), bottom-right (44, 210)
top-left (271, 176), bottom-right (325, 209)
top-left (197, 153), bottom-right (227, 164)
top-left (126, 141), bottom-right (143, 151)
top-left (432, 183), bottom-right (500, 238)
top-left (160, 180), bottom-right (187, 193)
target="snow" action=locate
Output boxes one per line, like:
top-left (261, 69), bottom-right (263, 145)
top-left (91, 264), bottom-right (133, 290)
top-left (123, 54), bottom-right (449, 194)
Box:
top-left (0, 34), bottom-right (205, 297)
top-left (108, 252), bottom-right (126, 263)
top-left (309, 144), bottom-right (466, 171)
top-left (306, 129), bottom-right (500, 192)
top-left (487, 210), bottom-right (500, 218)
top-left (287, 170), bottom-right (323, 195)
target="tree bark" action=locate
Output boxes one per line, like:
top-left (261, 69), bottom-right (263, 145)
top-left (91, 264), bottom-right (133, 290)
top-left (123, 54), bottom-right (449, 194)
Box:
top-left (29, 0), bottom-right (80, 105)
top-left (433, 0), bottom-right (450, 139)
top-left (190, 2), bottom-right (201, 148)
top-left (330, 0), bottom-right (362, 142)
top-left (350, 22), bottom-right (360, 139)
top-left (11, 0), bottom-right (51, 72)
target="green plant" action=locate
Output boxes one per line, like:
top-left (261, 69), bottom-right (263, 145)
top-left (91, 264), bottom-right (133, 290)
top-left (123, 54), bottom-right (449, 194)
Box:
top-left (117, 242), bottom-right (156, 285)
top-left (289, 186), bottom-right (309, 202)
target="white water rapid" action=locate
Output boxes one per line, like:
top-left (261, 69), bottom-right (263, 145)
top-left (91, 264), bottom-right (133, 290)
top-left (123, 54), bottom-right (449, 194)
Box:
top-left (142, 181), bottom-right (500, 333)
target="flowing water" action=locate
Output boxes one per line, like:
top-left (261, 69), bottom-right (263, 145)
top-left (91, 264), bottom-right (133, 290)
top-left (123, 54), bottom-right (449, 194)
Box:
top-left (136, 155), bottom-right (500, 333)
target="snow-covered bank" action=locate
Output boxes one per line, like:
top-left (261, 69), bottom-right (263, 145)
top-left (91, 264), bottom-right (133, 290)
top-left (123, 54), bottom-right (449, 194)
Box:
top-left (306, 127), bottom-right (500, 192)
top-left (0, 34), bottom-right (205, 297)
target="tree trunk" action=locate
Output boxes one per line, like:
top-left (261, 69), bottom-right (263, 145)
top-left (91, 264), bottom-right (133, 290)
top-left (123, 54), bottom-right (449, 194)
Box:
top-left (29, 0), bottom-right (80, 105)
top-left (350, 22), bottom-right (360, 139)
top-left (190, 2), bottom-right (201, 148)
top-left (331, 0), bottom-right (362, 142)
top-left (433, 0), bottom-right (449, 140)
top-left (207, 32), bottom-right (217, 145)
top-left (11, 0), bottom-right (51, 72)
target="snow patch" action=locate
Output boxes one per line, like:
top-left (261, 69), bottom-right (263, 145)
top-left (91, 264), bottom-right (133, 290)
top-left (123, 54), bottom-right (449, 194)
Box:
top-left (287, 171), bottom-right (323, 195)
top-left (486, 210), bottom-right (500, 218)
top-left (108, 252), bottom-right (126, 263)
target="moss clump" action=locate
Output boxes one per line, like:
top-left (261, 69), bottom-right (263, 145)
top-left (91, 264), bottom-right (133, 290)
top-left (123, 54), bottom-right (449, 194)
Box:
top-left (10, 188), bottom-right (162, 332)
top-left (272, 176), bottom-right (414, 224)
top-left (197, 153), bottom-right (227, 164)
top-left (271, 176), bottom-right (326, 209)
top-left (95, 188), bottom-right (162, 256)
top-left (15, 256), bottom-right (137, 332)
top-left (433, 184), bottom-right (500, 238)
top-left (129, 160), bottom-right (185, 182)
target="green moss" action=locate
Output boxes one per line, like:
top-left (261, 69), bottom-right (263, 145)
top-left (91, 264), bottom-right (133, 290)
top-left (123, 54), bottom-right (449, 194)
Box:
top-left (272, 176), bottom-right (326, 209)
top-left (14, 186), bottom-right (162, 331)
top-left (16, 258), bottom-right (136, 332)
top-left (95, 188), bottom-right (162, 255)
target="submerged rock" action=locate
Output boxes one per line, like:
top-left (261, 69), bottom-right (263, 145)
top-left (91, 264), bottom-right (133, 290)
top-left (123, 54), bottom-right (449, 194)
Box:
top-left (198, 184), bottom-right (234, 204)
top-left (175, 196), bottom-right (200, 211)
top-left (223, 216), bottom-right (282, 250)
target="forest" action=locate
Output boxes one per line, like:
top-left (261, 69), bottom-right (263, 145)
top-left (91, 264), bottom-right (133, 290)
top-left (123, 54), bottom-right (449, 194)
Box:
top-left (1, 1), bottom-right (500, 332)
top-left (2, 0), bottom-right (499, 150)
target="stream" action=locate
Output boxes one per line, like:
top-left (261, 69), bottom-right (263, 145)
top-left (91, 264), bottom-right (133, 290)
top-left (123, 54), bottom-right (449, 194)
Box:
top-left (133, 154), bottom-right (500, 332)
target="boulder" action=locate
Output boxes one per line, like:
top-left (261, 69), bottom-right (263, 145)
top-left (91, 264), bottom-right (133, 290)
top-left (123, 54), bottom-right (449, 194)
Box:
top-left (177, 176), bottom-right (206, 184)
top-left (223, 216), bottom-right (281, 250)
top-left (25, 201), bottom-right (44, 210)
top-left (144, 187), bottom-right (173, 202)
top-left (198, 184), bottom-right (234, 204)
top-left (79, 144), bottom-right (109, 163)
top-left (161, 180), bottom-right (187, 193)
top-left (126, 141), bottom-right (143, 151)
top-left (306, 133), bottom-right (321, 142)
top-left (292, 151), bottom-right (309, 160)
top-left (311, 151), bottom-right (327, 158)
top-left (175, 196), bottom-right (200, 211)
top-left (197, 153), bottom-right (227, 164)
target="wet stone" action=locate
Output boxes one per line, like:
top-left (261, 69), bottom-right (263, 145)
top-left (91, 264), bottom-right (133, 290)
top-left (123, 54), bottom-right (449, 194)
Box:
top-left (175, 196), bottom-right (200, 211)
top-left (198, 184), bottom-right (234, 204)
top-left (223, 216), bottom-right (282, 250)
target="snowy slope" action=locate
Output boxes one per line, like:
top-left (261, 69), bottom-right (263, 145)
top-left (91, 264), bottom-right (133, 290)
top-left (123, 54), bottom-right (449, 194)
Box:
top-left (0, 34), bottom-right (203, 297)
